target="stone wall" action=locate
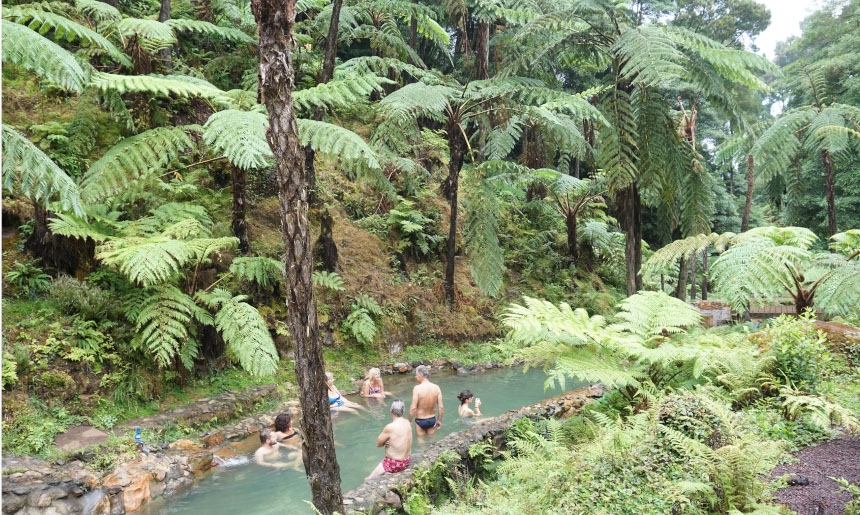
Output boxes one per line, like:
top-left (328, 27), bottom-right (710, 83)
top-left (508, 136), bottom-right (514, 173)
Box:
top-left (341, 384), bottom-right (606, 514)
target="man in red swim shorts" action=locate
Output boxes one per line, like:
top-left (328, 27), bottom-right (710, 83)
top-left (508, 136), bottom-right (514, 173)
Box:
top-left (366, 399), bottom-right (413, 479)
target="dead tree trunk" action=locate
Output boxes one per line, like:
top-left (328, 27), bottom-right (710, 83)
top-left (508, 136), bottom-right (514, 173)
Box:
top-left (251, 0), bottom-right (343, 512)
top-left (741, 153), bottom-right (754, 232)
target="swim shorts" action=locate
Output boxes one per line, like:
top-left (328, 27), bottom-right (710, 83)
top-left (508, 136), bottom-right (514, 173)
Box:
top-left (382, 456), bottom-right (410, 473)
top-left (415, 417), bottom-right (436, 430)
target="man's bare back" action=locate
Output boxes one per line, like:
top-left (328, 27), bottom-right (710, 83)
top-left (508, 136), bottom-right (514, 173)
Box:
top-left (409, 366), bottom-right (443, 435)
top-left (381, 417), bottom-right (412, 460)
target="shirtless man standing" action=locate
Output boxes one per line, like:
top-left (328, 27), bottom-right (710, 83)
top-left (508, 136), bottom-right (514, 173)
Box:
top-left (409, 365), bottom-right (443, 436)
top-left (366, 400), bottom-right (413, 479)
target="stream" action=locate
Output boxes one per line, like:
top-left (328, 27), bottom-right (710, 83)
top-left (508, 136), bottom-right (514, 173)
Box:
top-left (142, 366), bottom-right (578, 514)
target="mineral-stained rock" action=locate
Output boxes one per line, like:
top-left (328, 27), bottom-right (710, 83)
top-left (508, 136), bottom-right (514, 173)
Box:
top-left (201, 432), bottom-right (224, 448)
top-left (103, 464), bottom-right (152, 512)
top-left (169, 439), bottom-right (204, 451)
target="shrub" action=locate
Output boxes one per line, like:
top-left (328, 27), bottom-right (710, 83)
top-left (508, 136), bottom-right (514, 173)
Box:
top-left (5, 261), bottom-right (51, 297)
top-left (756, 312), bottom-right (830, 390)
top-left (50, 275), bottom-right (113, 320)
top-left (2, 352), bottom-right (18, 389)
top-left (659, 392), bottom-right (728, 449)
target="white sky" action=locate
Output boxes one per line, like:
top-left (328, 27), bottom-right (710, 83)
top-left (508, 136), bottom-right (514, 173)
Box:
top-left (753, 0), bottom-right (823, 60)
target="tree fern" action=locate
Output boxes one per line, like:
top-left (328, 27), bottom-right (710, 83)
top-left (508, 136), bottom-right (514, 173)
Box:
top-left (74, 0), bottom-right (121, 21)
top-left (114, 18), bottom-right (176, 53)
top-left (781, 388), bottom-right (859, 433)
top-left (202, 110), bottom-right (272, 170)
top-left (2, 124), bottom-right (84, 215)
top-left (91, 72), bottom-right (225, 99)
top-left (80, 126), bottom-right (196, 202)
top-left (297, 118), bottom-right (381, 170)
top-left (196, 289), bottom-right (279, 377)
top-left (135, 286), bottom-right (211, 369)
top-left (4, 8), bottom-right (132, 67)
top-left (612, 291), bottom-right (702, 341)
top-left (230, 256), bottom-right (283, 289)
top-left (164, 18), bottom-right (256, 45)
top-left (292, 74), bottom-right (393, 115)
top-left (464, 180), bottom-right (504, 296)
top-left (1, 19), bottom-right (88, 93)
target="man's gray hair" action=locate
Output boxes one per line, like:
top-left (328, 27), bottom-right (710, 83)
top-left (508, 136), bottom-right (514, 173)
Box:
top-left (390, 399), bottom-right (405, 417)
top-left (415, 365), bottom-right (430, 378)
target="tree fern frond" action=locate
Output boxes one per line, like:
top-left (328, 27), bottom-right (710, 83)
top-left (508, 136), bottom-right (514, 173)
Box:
top-left (74, 0), bottom-right (121, 21)
top-left (4, 8), bottom-right (131, 67)
top-left (80, 126), bottom-right (196, 202)
top-left (202, 109), bottom-right (272, 170)
top-left (612, 291), bottom-right (702, 340)
top-left (164, 18), bottom-right (256, 45)
top-left (230, 256), bottom-right (283, 289)
top-left (312, 270), bottom-right (346, 291)
top-left (612, 25), bottom-right (684, 88)
top-left (2, 124), bottom-right (84, 215)
top-left (297, 118), bottom-right (380, 170)
top-left (91, 72), bottom-right (225, 99)
top-left (136, 286), bottom-right (211, 369)
top-left (1, 20), bottom-right (88, 93)
top-left (196, 289), bottom-right (279, 377)
top-left (464, 180), bottom-right (504, 297)
top-left (114, 18), bottom-right (176, 53)
top-left (293, 74), bottom-right (393, 115)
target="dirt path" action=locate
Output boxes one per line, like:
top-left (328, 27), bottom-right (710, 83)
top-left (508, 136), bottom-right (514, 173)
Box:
top-left (771, 434), bottom-right (860, 515)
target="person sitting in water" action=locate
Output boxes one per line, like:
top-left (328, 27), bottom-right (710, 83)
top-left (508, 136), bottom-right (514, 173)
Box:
top-left (273, 412), bottom-right (301, 447)
top-left (255, 428), bottom-right (296, 469)
top-left (409, 365), bottom-right (443, 436)
top-left (366, 399), bottom-right (413, 480)
top-left (457, 389), bottom-right (482, 418)
top-left (326, 371), bottom-right (363, 412)
top-left (360, 367), bottom-right (392, 399)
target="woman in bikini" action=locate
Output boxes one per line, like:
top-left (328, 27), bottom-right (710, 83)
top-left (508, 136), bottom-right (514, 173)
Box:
top-left (326, 372), bottom-right (363, 413)
top-left (360, 367), bottom-right (392, 399)
top-left (457, 389), bottom-right (482, 418)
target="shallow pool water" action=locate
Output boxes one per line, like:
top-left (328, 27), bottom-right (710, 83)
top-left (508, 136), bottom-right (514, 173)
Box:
top-left (143, 366), bottom-right (579, 514)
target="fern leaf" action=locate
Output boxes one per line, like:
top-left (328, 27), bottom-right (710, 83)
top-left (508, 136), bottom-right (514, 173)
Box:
top-left (1, 20), bottom-right (88, 93)
top-left (164, 18), bottom-right (256, 45)
top-left (114, 18), bottom-right (176, 53)
top-left (74, 0), bottom-right (121, 21)
top-left (293, 74), bottom-right (393, 115)
top-left (464, 180), bottom-right (504, 296)
top-left (136, 286), bottom-right (211, 369)
top-left (312, 270), bottom-right (346, 291)
top-left (230, 256), bottom-right (283, 289)
top-left (612, 291), bottom-right (702, 340)
top-left (202, 110), bottom-right (272, 170)
top-left (2, 124), bottom-right (84, 215)
top-left (91, 72), bottom-right (225, 99)
top-left (297, 118), bottom-right (380, 170)
top-left (346, 308), bottom-right (377, 346)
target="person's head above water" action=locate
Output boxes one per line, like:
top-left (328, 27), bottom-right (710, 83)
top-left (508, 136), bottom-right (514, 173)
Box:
top-left (415, 365), bottom-right (430, 382)
top-left (390, 399), bottom-right (405, 418)
top-left (274, 413), bottom-right (291, 432)
top-left (457, 390), bottom-right (474, 405)
top-left (367, 367), bottom-right (381, 380)
top-left (260, 428), bottom-right (276, 445)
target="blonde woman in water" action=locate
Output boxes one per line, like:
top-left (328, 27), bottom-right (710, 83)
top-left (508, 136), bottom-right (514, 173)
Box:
top-left (361, 367), bottom-right (393, 399)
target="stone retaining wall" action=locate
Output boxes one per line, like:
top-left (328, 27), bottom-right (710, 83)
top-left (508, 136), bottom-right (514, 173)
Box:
top-left (341, 384), bottom-right (606, 514)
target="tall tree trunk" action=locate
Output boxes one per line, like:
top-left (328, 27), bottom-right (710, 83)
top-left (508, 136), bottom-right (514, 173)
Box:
top-left (618, 184), bottom-right (642, 296)
top-left (303, 0), bottom-right (342, 205)
top-left (157, 0), bottom-right (172, 68)
top-left (689, 253), bottom-right (697, 301)
top-left (729, 164), bottom-right (734, 196)
top-left (700, 249), bottom-right (708, 300)
top-left (566, 213), bottom-right (578, 262)
top-left (443, 119), bottom-right (466, 306)
top-left (473, 21), bottom-right (490, 80)
top-left (821, 149), bottom-right (838, 236)
top-left (741, 153), bottom-right (754, 232)
top-left (675, 256), bottom-right (688, 302)
top-left (251, 0), bottom-right (343, 512)
top-left (409, 0), bottom-right (417, 49)
top-left (231, 164), bottom-right (250, 254)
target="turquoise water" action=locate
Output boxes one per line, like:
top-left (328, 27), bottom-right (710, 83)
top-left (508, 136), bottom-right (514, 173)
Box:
top-left (143, 367), bottom-right (578, 514)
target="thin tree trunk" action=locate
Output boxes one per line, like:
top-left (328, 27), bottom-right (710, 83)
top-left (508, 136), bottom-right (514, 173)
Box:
top-left (633, 185), bottom-right (643, 291)
top-left (473, 21), bottom-right (490, 80)
top-left (689, 253), bottom-right (697, 301)
top-left (443, 119), bottom-right (466, 306)
top-left (741, 153), bottom-right (754, 232)
top-left (157, 0), bottom-right (172, 68)
top-left (409, 0), bottom-right (417, 49)
top-left (821, 149), bottom-right (838, 236)
top-left (566, 213), bottom-right (578, 262)
top-left (303, 0), bottom-right (343, 205)
top-left (729, 164), bottom-right (734, 196)
top-left (618, 184), bottom-right (641, 296)
top-left (231, 164), bottom-right (250, 254)
top-left (700, 249), bottom-right (708, 300)
top-left (251, 0), bottom-right (343, 512)
top-left (675, 256), bottom-right (688, 302)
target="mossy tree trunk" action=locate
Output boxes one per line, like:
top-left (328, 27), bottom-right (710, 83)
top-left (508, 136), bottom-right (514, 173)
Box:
top-left (251, 0), bottom-right (343, 512)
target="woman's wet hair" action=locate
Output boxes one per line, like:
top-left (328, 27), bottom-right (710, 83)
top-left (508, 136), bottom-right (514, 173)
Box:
top-left (274, 413), bottom-right (291, 432)
top-left (260, 428), bottom-right (274, 444)
top-left (457, 390), bottom-right (473, 404)
top-left (390, 399), bottom-right (405, 417)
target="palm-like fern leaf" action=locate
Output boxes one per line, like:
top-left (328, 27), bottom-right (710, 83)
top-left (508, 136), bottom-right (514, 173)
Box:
top-left (80, 126), bottom-right (196, 202)
top-left (202, 110), bottom-right (272, 170)
top-left (74, 0), bottom-right (121, 21)
top-left (2, 124), bottom-right (84, 215)
top-left (4, 8), bottom-right (131, 67)
top-left (136, 286), bottom-right (212, 369)
top-left (292, 74), bottom-right (393, 115)
top-left (91, 72), bottom-right (225, 99)
top-left (612, 291), bottom-right (702, 340)
top-left (464, 180), bottom-right (504, 297)
top-left (1, 20), bottom-right (88, 93)
top-left (114, 18), bottom-right (176, 52)
top-left (230, 256), bottom-right (283, 289)
top-left (164, 18), bottom-right (256, 45)
top-left (197, 289), bottom-right (279, 377)
top-left (297, 118), bottom-right (381, 170)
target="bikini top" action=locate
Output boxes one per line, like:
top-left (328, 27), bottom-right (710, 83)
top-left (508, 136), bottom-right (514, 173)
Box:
top-left (328, 390), bottom-right (341, 404)
top-left (366, 381), bottom-right (381, 394)
top-left (281, 431), bottom-right (299, 441)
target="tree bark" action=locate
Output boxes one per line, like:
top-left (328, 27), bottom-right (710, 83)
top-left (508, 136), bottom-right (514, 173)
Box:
top-left (231, 164), bottom-right (250, 254)
top-left (821, 149), bottom-right (838, 236)
top-left (675, 255), bottom-right (688, 302)
top-left (741, 153), bottom-right (754, 232)
top-left (303, 0), bottom-right (342, 205)
top-left (251, 0), bottom-right (343, 512)
top-left (443, 118), bottom-right (466, 306)
top-left (617, 183), bottom-right (642, 295)
top-left (157, 0), bottom-right (172, 68)
top-left (313, 209), bottom-right (338, 272)
top-left (409, 0), bottom-right (418, 49)
top-left (566, 213), bottom-right (578, 262)
top-left (700, 249), bottom-right (708, 300)
top-left (689, 253), bottom-right (697, 301)
top-left (473, 21), bottom-right (490, 80)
